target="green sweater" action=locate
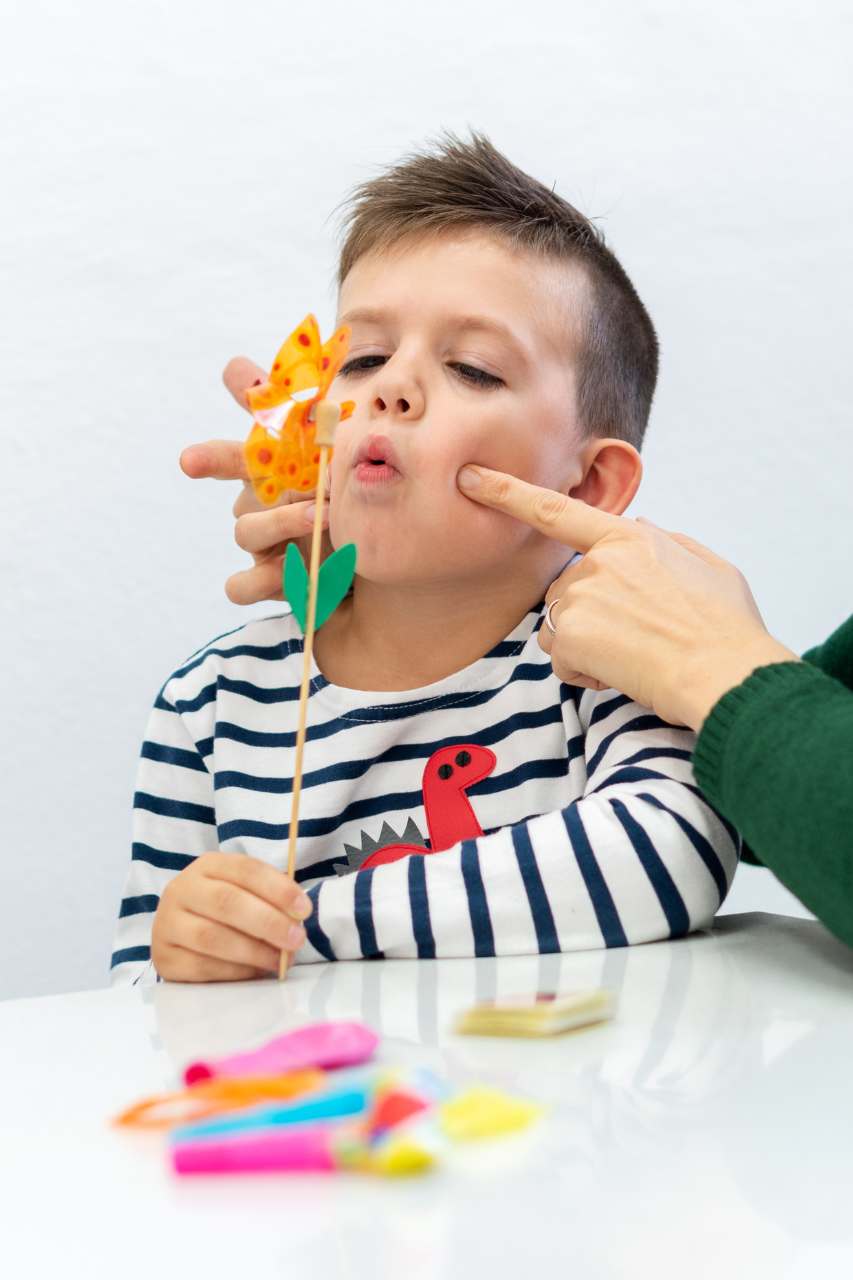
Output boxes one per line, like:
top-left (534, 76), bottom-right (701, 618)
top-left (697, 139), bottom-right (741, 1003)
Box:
top-left (694, 613), bottom-right (853, 946)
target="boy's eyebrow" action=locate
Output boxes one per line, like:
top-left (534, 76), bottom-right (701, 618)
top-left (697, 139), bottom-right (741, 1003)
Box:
top-left (451, 315), bottom-right (530, 360)
top-left (338, 307), bottom-right (393, 329)
top-left (339, 308), bottom-right (530, 363)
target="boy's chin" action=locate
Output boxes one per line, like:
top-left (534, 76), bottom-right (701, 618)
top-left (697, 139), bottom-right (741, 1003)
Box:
top-left (350, 549), bottom-right (431, 586)
top-left (330, 506), bottom-right (509, 586)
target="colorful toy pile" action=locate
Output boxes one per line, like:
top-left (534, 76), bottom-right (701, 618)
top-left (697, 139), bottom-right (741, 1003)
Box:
top-left (115, 1020), bottom-right (541, 1178)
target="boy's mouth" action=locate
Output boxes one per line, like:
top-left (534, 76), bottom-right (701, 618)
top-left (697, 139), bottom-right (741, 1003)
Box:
top-left (352, 434), bottom-right (404, 487)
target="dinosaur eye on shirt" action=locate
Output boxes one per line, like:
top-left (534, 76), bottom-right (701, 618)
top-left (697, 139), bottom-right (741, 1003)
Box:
top-left (437, 764), bottom-right (454, 780)
top-left (455, 750), bottom-right (471, 767)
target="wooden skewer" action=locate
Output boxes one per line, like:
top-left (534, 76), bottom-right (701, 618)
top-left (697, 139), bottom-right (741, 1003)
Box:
top-left (279, 401), bottom-right (341, 980)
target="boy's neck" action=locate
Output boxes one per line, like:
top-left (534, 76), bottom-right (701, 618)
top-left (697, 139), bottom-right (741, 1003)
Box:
top-left (312, 569), bottom-right (548, 692)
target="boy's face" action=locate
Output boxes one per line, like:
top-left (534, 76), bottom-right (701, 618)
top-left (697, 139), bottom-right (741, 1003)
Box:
top-left (328, 231), bottom-right (587, 588)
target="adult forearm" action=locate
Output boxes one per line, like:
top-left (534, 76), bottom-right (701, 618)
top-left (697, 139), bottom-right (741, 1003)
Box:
top-left (679, 634), bottom-right (799, 732)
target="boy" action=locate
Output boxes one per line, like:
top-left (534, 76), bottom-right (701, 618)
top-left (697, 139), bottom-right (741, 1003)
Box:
top-left (111, 134), bottom-right (738, 983)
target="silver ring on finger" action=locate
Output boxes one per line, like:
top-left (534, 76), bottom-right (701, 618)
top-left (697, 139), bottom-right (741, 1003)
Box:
top-left (545, 597), bottom-right (562, 635)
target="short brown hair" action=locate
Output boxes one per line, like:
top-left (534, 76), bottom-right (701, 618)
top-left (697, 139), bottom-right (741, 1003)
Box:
top-left (337, 132), bottom-right (659, 448)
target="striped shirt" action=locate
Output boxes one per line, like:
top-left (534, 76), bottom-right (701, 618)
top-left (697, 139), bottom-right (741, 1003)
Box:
top-left (111, 605), bottom-right (739, 981)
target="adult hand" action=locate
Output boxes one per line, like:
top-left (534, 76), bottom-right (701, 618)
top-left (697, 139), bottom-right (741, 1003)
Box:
top-left (151, 852), bottom-right (313, 982)
top-left (456, 465), bottom-right (797, 731)
top-left (179, 356), bottom-right (329, 605)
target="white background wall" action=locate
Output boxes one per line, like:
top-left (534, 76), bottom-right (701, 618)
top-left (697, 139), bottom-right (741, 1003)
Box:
top-left (2, 0), bottom-right (849, 1000)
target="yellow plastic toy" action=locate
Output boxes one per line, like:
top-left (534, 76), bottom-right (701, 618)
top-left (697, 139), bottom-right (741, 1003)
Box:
top-left (439, 1087), bottom-right (543, 1141)
top-left (244, 314), bottom-right (355, 504)
top-left (366, 1130), bottom-right (438, 1177)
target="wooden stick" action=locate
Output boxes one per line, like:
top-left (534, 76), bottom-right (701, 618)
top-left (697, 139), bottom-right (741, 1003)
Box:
top-left (279, 403), bottom-right (340, 980)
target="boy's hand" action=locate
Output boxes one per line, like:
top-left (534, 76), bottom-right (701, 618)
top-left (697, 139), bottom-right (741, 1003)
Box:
top-left (151, 852), bottom-right (313, 982)
top-left (179, 356), bottom-right (329, 605)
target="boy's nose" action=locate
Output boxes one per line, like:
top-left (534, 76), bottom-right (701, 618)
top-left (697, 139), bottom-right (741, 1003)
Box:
top-left (373, 394), bottom-right (411, 415)
top-left (368, 358), bottom-right (425, 420)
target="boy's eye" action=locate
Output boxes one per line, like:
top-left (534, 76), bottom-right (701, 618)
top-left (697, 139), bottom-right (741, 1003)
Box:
top-left (449, 362), bottom-right (504, 390)
top-left (338, 354), bottom-right (504, 391)
top-left (339, 355), bottom-right (388, 376)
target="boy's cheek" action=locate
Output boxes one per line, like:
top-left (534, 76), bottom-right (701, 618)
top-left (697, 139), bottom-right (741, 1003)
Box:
top-left (460, 429), bottom-right (581, 491)
top-left (328, 442), bottom-right (353, 494)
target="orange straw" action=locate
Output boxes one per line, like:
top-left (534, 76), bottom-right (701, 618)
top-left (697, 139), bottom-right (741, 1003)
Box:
top-left (114, 1068), bottom-right (324, 1130)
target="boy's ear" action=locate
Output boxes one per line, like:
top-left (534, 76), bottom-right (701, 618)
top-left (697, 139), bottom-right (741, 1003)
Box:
top-left (568, 439), bottom-right (643, 516)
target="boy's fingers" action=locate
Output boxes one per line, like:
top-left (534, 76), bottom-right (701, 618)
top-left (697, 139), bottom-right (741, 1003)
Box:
top-left (180, 440), bottom-right (250, 482)
top-left (457, 466), bottom-right (623, 552)
top-left (225, 562), bottom-right (285, 605)
top-left (159, 941), bottom-right (271, 984)
top-left (190, 878), bottom-right (307, 954)
top-left (200, 853), bottom-right (313, 921)
top-left (181, 912), bottom-right (282, 972)
top-left (223, 356), bottom-right (268, 410)
top-left (234, 502), bottom-right (326, 554)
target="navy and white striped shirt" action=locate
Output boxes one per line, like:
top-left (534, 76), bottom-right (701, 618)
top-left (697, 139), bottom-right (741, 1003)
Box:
top-left (111, 605), bottom-right (739, 981)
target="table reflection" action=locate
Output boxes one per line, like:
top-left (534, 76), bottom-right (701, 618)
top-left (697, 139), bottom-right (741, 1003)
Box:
top-left (145, 914), bottom-right (853, 1260)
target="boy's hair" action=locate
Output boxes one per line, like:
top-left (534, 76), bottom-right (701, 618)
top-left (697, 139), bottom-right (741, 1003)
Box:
top-left (338, 132), bottom-right (659, 448)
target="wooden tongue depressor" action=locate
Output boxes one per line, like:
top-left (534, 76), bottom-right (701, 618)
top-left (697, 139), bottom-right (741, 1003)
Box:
top-left (279, 400), bottom-right (342, 980)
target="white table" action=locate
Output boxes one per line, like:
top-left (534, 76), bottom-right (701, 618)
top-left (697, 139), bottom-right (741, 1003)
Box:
top-left (2, 912), bottom-right (852, 1279)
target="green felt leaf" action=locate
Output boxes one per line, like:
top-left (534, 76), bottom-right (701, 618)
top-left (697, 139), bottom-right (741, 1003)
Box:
top-left (316, 543), bottom-right (357, 629)
top-left (283, 541), bottom-right (357, 634)
top-left (283, 543), bottom-right (309, 632)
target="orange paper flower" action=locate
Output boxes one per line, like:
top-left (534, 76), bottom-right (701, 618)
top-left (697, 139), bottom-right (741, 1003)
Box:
top-left (245, 315), bottom-right (355, 505)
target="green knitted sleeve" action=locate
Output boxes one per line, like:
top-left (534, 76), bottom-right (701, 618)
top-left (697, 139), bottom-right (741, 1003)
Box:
top-left (802, 612), bottom-right (853, 688)
top-left (694, 659), bottom-right (853, 946)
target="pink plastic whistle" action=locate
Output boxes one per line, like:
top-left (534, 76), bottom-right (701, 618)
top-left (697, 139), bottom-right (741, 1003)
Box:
top-left (183, 1021), bottom-right (379, 1085)
top-left (173, 1126), bottom-right (338, 1176)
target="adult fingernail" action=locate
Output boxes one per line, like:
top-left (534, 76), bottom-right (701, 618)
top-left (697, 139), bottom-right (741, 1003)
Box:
top-left (286, 924), bottom-right (306, 950)
top-left (290, 892), bottom-right (312, 920)
top-left (457, 466), bottom-right (482, 491)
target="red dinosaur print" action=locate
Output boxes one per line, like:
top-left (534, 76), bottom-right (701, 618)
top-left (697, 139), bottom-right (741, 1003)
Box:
top-left (359, 743), bottom-right (497, 870)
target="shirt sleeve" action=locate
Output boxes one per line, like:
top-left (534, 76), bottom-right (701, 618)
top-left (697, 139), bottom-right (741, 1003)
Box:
top-left (693, 659), bottom-right (853, 947)
top-left (298, 690), bottom-right (741, 963)
top-left (110, 682), bottom-right (217, 985)
top-left (802, 611), bottom-right (853, 690)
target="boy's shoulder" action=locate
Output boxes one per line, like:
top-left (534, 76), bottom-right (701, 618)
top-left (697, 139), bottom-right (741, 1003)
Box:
top-left (158, 610), bottom-right (303, 708)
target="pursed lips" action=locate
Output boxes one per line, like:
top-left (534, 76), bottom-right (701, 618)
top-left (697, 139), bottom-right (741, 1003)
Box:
top-left (352, 434), bottom-right (404, 484)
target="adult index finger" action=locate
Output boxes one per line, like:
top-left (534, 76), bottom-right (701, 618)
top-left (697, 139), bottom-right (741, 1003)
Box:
top-left (223, 355), bottom-right (268, 410)
top-left (457, 465), bottom-right (624, 553)
top-left (180, 439), bottom-right (250, 482)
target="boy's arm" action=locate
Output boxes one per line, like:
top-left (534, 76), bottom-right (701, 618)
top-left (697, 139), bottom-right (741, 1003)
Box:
top-left (297, 692), bottom-right (740, 963)
top-left (110, 683), bottom-right (217, 984)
